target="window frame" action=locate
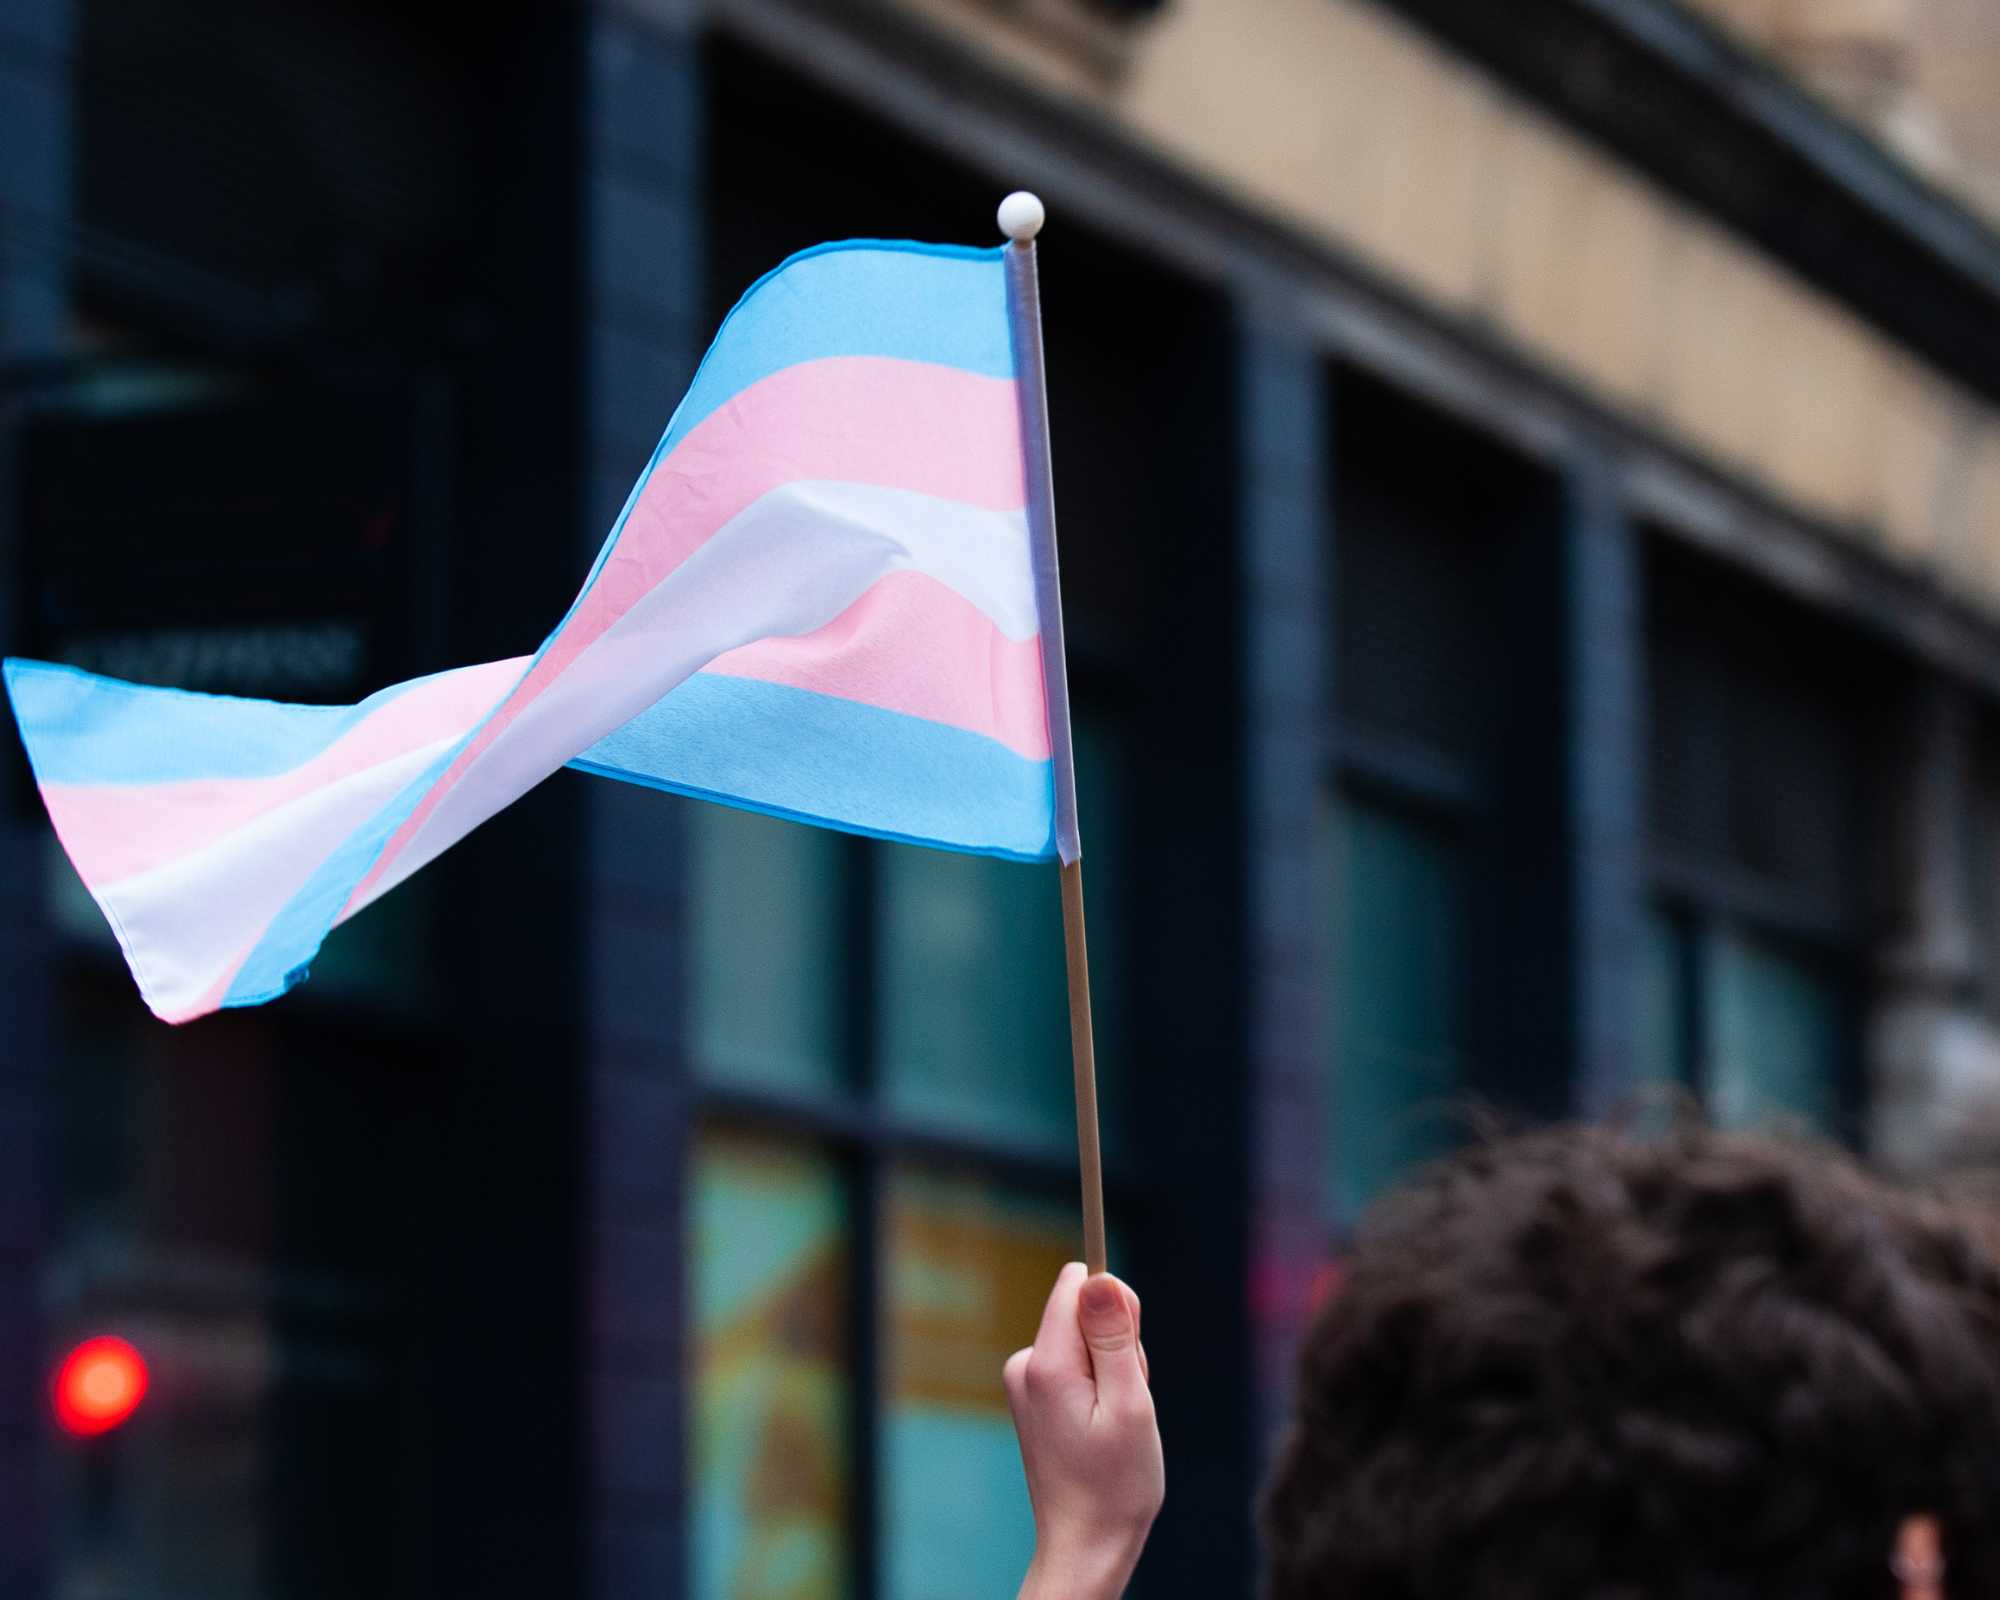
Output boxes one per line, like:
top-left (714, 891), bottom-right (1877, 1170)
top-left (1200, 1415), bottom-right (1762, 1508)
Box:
top-left (1641, 881), bottom-right (1865, 1141)
top-left (684, 672), bottom-right (1140, 1600)
top-left (1641, 539), bottom-right (1872, 1143)
top-left (1318, 713), bottom-right (1490, 1237)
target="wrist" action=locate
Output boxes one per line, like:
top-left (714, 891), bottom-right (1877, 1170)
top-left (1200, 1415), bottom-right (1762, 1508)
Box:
top-left (1018, 1525), bottom-right (1149, 1600)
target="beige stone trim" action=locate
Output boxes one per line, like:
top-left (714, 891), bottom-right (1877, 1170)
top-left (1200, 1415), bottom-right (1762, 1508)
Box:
top-left (888, 0), bottom-right (2000, 616)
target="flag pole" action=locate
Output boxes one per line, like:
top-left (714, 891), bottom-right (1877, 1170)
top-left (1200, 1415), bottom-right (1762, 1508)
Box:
top-left (1000, 191), bottom-right (1108, 1277)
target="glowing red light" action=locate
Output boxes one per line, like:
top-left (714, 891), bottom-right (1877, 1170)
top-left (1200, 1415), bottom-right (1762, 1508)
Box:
top-left (53, 1337), bottom-right (149, 1437)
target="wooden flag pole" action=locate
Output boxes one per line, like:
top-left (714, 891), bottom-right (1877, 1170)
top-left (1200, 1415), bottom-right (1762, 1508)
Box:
top-left (1001, 191), bottom-right (1108, 1276)
top-left (1060, 857), bottom-right (1109, 1275)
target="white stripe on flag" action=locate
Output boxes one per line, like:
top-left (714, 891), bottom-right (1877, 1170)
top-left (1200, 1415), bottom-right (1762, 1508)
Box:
top-left (349, 481), bottom-right (1038, 913)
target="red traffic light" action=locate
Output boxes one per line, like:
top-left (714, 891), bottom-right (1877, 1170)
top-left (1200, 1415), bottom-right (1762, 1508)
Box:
top-left (53, 1337), bottom-right (149, 1437)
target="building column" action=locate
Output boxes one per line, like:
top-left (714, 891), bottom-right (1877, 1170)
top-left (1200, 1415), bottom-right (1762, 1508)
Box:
top-left (0, 0), bottom-right (70, 360)
top-left (1488, 442), bottom-right (1644, 1118)
top-left (1564, 446), bottom-right (1646, 1117)
top-left (1868, 677), bottom-right (2000, 1174)
top-left (1236, 311), bottom-right (1328, 1459)
top-left (0, 1), bottom-right (72, 1591)
top-left (575, 9), bottom-right (706, 1596)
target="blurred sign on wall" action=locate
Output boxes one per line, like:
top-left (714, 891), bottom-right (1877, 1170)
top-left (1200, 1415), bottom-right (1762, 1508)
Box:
top-left (17, 393), bottom-right (417, 706)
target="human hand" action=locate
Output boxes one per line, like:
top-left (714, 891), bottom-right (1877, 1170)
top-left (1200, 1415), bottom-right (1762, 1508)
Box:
top-left (1893, 1515), bottom-right (1944, 1600)
top-left (1006, 1262), bottom-right (1164, 1600)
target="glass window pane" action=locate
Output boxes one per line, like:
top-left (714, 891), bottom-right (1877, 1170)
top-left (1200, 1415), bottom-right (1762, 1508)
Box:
top-left (877, 715), bottom-right (1128, 1152)
top-left (880, 1168), bottom-right (1074, 1600)
top-left (303, 874), bottom-right (439, 1016)
top-left (1639, 907), bottom-right (1693, 1097)
top-left (1704, 928), bottom-right (1843, 1135)
top-left (877, 846), bottom-right (1067, 1146)
top-left (690, 804), bottom-right (849, 1094)
top-left (1073, 721), bottom-right (1131, 1163)
top-left (692, 1131), bottom-right (853, 1600)
top-left (1323, 795), bottom-right (1469, 1224)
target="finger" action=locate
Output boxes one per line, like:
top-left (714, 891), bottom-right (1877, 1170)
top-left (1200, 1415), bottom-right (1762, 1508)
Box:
top-left (1030, 1261), bottom-right (1092, 1384)
top-left (1119, 1281), bottom-right (1150, 1386)
top-left (1894, 1515), bottom-right (1945, 1600)
top-left (1002, 1346), bottom-right (1032, 1420)
top-left (1033, 1261), bottom-right (1088, 1348)
top-left (1078, 1271), bottom-right (1150, 1416)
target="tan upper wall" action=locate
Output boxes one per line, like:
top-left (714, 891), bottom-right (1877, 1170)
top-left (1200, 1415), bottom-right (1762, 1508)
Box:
top-left (888, 0), bottom-right (2000, 610)
top-left (1690, 0), bottom-right (2000, 226)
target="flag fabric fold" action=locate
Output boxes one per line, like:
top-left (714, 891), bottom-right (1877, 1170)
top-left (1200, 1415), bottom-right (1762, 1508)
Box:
top-left (4, 239), bottom-right (1056, 1024)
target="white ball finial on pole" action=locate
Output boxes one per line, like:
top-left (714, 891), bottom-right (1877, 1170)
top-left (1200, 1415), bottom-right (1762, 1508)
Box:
top-left (998, 190), bottom-right (1045, 242)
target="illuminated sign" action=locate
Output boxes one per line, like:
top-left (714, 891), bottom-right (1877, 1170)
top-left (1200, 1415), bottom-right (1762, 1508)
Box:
top-left (18, 393), bottom-right (420, 703)
top-left (12, 390), bottom-right (431, 820)
top-left (53, 1336), bottom-right (150, 1437)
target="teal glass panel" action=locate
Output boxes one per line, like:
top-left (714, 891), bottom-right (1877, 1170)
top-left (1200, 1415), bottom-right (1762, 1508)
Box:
top-left (1704, 928), bottom-right (1843, 1135)
top-left (304, 874), bottom-right (439, 1016)
top-left (878, 718), bottom-right (1126, 1154)
top-left (692, 1131), bottom-right (852, 1600)
top-left (1323, 795), bottom-right (1469, 1224)
top-left (1073, 724), bottom-right (1131, 1162)
top-left (880, 1169), bottom-right (1077, 1600)
top-left (690, 803), bottom-right (849, 1094)
top-left (44, 838), bottom-right (120, 951)
top-left (1638, 908), bottom-right (1693, 1099)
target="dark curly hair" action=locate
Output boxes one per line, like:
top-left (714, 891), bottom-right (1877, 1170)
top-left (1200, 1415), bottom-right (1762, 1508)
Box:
top-left (1261, 1125), bottom-right (2000, 1599)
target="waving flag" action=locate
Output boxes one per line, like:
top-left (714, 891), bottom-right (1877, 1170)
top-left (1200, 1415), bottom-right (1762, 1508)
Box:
top-left (4, 239), bottom-right (1056, 1024)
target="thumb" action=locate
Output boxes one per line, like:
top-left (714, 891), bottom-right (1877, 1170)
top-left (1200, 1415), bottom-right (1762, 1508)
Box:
top-left (1078, 1273), bottom-right (1148, 1412)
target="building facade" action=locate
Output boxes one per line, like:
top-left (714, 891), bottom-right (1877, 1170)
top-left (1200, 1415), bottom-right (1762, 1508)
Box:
top-left (4, 0), bottom-right (2000, 1595)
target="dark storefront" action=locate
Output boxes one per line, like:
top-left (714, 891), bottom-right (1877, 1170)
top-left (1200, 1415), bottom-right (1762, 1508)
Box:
top-left (0, 1), bottom-right (1949, 1596)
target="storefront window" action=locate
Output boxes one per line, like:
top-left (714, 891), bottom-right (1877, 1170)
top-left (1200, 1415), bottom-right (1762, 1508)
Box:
top-left (877, 845), bottom-right (1069, 1148)
top-left (687, 719), bottom-right (1127, 1597)
top-left (879, 1169), bottom-right (1074, 1600)
top-left (692, 1132), bottom-right (854, 1600)
top-left (691, 806), bottom-right (851, 1094)
top-left (1639, 907), bottom-right (1844, 1135)
top-left (877, 721), bottom-right (1125, 1155)
top-left (1322, 794), bottom-right (1469, 1224)
top-left (1705, 929), bottom-right (1842, 1135)
top-left (1639, 908), bottom-right (1693, 1099)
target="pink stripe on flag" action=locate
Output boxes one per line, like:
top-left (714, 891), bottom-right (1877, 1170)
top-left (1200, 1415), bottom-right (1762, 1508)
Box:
top-left (343, 357), bottom-right (1023, 913)
top-left (36, 658), bottom-right (530, 891)
top-left (701, 571), bottom-right (1051, 760)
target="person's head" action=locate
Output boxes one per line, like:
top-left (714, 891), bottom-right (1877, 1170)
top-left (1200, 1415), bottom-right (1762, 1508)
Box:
top-left (1262, 1124), bottom-right (2000, 1599)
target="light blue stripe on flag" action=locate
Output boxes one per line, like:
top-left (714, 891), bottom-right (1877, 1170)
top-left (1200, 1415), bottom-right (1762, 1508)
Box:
top-left (663, 243), bottom-right (1014, 450)
top-left (571, 672), bottom-right (1056, 862)
top-left (3, 658), bottom-right (432, 787)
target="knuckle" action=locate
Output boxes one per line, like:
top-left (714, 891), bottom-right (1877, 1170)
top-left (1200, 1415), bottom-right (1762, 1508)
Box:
top-left (1113, 1393), bottom-right (1159, 1433)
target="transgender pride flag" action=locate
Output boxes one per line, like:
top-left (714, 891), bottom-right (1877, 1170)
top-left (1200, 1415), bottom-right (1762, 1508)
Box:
top-left (4, 239), bottom-right (1061, 1024)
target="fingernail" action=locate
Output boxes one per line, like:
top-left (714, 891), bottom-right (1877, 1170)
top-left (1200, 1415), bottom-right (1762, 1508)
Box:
top-left (1079, 1274), bottom-right (1125, 1327)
